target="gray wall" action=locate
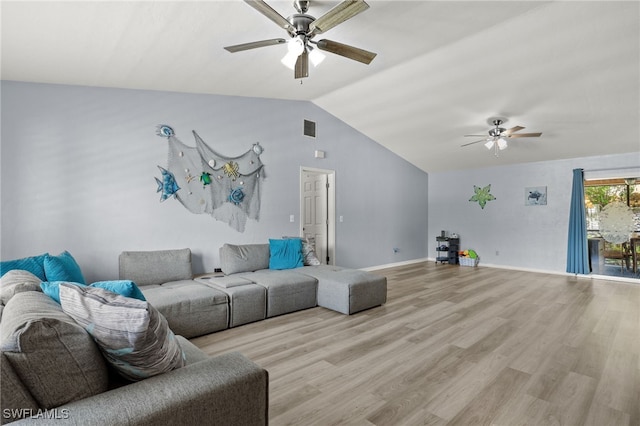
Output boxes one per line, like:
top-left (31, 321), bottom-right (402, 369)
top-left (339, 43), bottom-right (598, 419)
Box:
top-left (1, 81), bottom-right (429, 282)
top-left (428, 152), bottom-right (639, 274)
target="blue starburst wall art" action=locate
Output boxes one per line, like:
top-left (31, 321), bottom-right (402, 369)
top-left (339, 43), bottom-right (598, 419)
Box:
top-left (469, 184), bottom-right (496, 209)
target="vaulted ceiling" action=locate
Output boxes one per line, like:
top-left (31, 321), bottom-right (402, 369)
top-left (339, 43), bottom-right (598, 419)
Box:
top-left (2, 1), bottom-right (639, 172)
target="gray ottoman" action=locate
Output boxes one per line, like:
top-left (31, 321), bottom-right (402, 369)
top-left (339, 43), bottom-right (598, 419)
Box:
top-left (297, 266), bottom-right (387, 315)
top-left (239, 270), bottom-right (318, 318)
top-left (196, 275), bottom-right (267, 328)
top-left (141, 280), bottom-right (229, 338)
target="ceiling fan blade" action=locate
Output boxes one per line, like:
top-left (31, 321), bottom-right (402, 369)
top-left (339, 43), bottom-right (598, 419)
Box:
top-left (508, 132), bottom-right (542, 138)
top-left (464, 134), bottom-right (487, 137)
top-left (461, 139), bottom-right (487, 147)
top-left (224, 38), bottom-right (287, 53)
top-left (244, 0), bottom-right (295, 34)
top-left (315, 39), bottom-right (376, 64)
top-left (309, 0), bottom-right (369, 35)
top-left (295, 51), bottom-right (309, 79)
top-left (504, 125), bottom-right (525, 135)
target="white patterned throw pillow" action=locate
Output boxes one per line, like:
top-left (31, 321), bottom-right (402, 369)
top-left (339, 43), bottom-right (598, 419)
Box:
top-left (301, 238), bottom-right (321, 266)
top-left (59, 283), bottom-right (185, 381)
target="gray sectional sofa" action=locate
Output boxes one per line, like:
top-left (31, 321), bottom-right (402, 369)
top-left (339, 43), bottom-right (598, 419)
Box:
top-left (118, 244), bottom-right (387, 339)
top-left (0, 290), bottom-right (268, 425)
top-left (0, 243), bottom-right (385, 424)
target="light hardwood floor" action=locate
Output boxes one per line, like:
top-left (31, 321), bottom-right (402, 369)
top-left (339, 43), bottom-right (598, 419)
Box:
top-left (192, 262), bottom-right (640, 425)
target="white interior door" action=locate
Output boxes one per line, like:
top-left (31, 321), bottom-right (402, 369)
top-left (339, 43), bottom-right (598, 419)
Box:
top-left (300, 168), bottom-right (335, 265)
top-left (302, 171), bottom-right (328, 264)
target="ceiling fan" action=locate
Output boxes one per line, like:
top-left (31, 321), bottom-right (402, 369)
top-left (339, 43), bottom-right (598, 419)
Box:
top-left (461, 117), bottom-right (542, 156)
top-left (224, 0), bottom-right (377, 79)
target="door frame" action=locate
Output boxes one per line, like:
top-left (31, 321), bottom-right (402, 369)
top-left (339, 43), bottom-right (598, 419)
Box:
top-left (300, 167), bottom-right (336, 265)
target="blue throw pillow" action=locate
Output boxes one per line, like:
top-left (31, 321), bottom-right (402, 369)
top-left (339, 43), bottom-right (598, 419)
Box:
top-left (44, 251), bottom-right (86, 284)
top-left (1, 253), bottom-right (49, 280)
top-left (91, 280), bottom-right (146, 302)
top-left (41, 280), bottom-right (146, 304)
top-left (269, 238), bottom-right (304, 270)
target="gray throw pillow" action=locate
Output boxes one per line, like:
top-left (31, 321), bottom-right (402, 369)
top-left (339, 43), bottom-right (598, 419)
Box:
top-left (59, 283), bottom-right (185, 381)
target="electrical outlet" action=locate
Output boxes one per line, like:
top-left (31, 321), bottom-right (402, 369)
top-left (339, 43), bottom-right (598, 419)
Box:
top-left (290, 215), bottom-right (295, 223)
top-left (495, 250), bottom-right (499, 256)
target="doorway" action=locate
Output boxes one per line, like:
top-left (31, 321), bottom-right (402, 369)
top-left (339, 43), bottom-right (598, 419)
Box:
top-left (300, 167), bottom-right (335, 265)
top-left (585, 176), bottom-right (639, 279)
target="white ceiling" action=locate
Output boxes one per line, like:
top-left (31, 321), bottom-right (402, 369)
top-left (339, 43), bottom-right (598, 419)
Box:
top-left (2, 0), bottom-right (639, 173)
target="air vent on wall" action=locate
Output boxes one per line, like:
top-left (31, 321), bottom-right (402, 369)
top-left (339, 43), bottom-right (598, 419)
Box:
top-left (304, 119), bottom-right (316, 138)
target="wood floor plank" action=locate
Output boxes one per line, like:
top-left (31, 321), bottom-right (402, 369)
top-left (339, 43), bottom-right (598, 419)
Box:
top-left (423, 351), bottom-right (511, 420)
top-left (191, 261), bottom-right (640, 425)
top-left (584, 402), bottom-right (631, 426)
top-left (545, 371), bottom-right (597, 426)
top-left (446, 367), bottom-right (531, 425)
top-left (591, 349), bottom-right (639, 415)
top-left (525, 343), bottom-right (581, 401)
top-left (490, 393), bottom-right (553, 426)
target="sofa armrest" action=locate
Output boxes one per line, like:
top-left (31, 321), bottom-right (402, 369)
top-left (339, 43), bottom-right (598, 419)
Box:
top-left (13, 352), bottom-right (268, 426)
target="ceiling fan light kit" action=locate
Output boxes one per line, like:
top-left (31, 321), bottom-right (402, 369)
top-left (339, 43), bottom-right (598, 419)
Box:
top-left (225, 0), bottom-right (377, 79)
top-left (462, 117), bottom-right (542, 157)
top-left (307, 45), bottom-right (325, 66)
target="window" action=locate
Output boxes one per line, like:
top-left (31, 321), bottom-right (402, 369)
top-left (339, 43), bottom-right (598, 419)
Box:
top-left (585, 177), bottom-right (639, 233)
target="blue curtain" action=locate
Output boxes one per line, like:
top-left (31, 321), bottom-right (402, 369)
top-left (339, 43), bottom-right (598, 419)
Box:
top-left (566, 168), bottom-right (590, 274)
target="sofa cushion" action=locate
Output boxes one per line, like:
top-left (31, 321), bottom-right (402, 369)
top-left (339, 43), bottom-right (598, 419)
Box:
top-left (43, 251), bottom-right (86, 284)
top-left (141, 281), bottom-right (229, 338)
top-left (0, 269), bottom-right (42, 305)
top-left (300, 267), bottom-right (387, 314)
top-left (119, 248), bottom-right (192, 286)
top-left (40, 280), bottom-right (146, 304)
top-left (240, 270), bottom-right (317, 317)
top-left (269, 238), bottom-right (303, 270)
top-left (59, 283), bottom-right (186, 382)
top-left (0, 291), bottom-right (109, 409)
top-left (196, 275), bottom-right (254, 288)
top-left (219, 243), bottom-right (270, 275)
top-left (0, 253), bottom-right (48, 280)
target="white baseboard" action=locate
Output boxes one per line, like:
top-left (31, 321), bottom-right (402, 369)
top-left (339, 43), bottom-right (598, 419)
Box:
top-left (360, 258), bottom-right (429, 272)
top-left (475, 262), bottom-right (639, 284)
top-left (363, 257), bottom-right (639, 285)
top-left (588, 274), bottom-right (640, 285)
